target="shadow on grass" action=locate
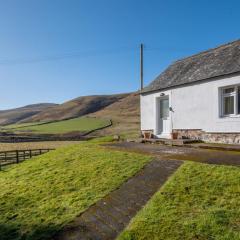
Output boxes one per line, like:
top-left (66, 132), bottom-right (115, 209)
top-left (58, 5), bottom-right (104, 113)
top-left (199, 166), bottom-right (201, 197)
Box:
top-left (0, 223), bottom-right (61, 240)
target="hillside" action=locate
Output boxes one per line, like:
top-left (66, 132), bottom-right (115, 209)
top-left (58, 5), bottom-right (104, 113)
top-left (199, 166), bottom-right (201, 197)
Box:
top-left (89, 92), bottom-right (140, 138)
top-left (0, 92), bottom-right (140, 137)
top-left (0, 103), bottom-right (57, 126)
top-left (21, 93), bottom-right (129, 123)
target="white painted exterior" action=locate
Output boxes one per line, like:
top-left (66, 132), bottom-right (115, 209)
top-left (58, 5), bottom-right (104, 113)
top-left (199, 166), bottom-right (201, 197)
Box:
top-left (141, 74), bottom-right (240, 138)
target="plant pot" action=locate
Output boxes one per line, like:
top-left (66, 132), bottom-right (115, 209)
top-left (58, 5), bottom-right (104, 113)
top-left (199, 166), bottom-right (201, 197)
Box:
top-left (143, 132), bottom-right (152, 139)
top-left (171, 132), bottom-right (178, 140)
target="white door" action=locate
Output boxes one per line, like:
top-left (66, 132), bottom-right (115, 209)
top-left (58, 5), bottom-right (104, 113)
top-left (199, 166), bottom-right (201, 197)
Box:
top-left (158, 97), bottom-right (170, 137)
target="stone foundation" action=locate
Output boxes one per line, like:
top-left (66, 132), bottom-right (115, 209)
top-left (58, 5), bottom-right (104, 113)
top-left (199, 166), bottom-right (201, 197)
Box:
top-left (173, 129), bottom-right (240, 144)
top-left (172, 129), bottom-right (203, 140)
top-left (202, 133), bottom-right (240, 144)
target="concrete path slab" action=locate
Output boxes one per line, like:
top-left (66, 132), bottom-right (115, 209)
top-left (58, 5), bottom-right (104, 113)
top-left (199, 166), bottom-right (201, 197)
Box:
top-left (189, 142), bottom-right (240, 152)
top-left (54, 159), bottom-right (182, 240)
top-left (108, 142), bottom-right (240, 167)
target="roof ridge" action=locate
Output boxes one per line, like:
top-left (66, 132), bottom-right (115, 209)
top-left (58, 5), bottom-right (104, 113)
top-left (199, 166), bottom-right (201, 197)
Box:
top-left (174, 38), bottom-right (240, 63)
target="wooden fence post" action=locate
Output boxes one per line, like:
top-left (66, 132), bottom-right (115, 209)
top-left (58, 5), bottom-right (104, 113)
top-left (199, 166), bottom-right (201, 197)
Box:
top-left (0, 148), bottom-right (54, 168)
top-left (16, 150), bottom-right (19, 164)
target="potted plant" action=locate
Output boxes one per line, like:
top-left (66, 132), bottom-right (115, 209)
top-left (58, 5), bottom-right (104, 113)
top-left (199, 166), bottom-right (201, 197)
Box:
top-left (171, 132), bottom-right (178, 140)
top-left (143, 131), bottom-right (152, 139)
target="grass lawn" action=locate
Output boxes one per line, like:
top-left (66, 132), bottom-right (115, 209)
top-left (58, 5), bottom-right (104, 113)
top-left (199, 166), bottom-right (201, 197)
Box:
top-left (118, 162), bottom-right (240, 240)
top-left (9, 117), bottom-right (110, 134)
top-left (0, 139), bottom-right (151, 240)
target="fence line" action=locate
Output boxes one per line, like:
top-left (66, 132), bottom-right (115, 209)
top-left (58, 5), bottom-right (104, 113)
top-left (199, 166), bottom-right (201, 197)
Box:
top-left (0, 148), bottom-right (55, 170)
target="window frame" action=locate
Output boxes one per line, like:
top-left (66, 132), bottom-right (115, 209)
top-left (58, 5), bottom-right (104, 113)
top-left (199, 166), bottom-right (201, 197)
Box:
top-left (220, 85), bottom-right (240, 117)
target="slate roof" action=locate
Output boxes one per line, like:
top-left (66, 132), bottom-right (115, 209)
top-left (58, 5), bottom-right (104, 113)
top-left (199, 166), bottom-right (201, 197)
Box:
top-left (142, 39), bottom-right (240, 94)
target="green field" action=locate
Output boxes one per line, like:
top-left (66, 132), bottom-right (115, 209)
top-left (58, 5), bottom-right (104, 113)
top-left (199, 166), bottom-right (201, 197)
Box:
top-left (0, 141), bottom-right (79, 151)
top-left (2, 122), bottom-right (47, 130)
top-left (0, 139), bottom-right (151, 240)
top-left (4, 117), bottom-right (111, 134)
top-left (118, 162), bottom-right (240, 240)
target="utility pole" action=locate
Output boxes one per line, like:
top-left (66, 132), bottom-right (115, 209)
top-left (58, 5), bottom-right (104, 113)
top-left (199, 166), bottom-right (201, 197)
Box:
top-left (140, 43), bottom-right (144, 91)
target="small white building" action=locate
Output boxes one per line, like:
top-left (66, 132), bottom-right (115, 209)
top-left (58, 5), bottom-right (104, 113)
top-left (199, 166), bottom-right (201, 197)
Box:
top-left (141, 40), bottom-right (240, 144)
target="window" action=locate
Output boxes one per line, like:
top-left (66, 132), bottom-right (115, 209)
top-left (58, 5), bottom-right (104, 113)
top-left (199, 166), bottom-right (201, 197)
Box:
top-left (223, 87), bottom-right (235, 94)
top-left (223, 95), bottom-right (234, 115)
top-left (221, 85), bottom-right (240, 116)
top-left (160, 98), bottom-right (169, 118)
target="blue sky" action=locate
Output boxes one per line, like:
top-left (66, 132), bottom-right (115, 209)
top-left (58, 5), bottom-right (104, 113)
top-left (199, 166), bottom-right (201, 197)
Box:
top-left (0, 0), bottom-right (239, 109)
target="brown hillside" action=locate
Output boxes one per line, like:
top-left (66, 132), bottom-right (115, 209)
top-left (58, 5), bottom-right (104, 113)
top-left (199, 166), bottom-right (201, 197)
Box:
top-left (89, 92), bottom-right (140, 138)
top-left (0, 103), bottom-right (57, 126)
top-left (22, 93), bottom-right (130, 123)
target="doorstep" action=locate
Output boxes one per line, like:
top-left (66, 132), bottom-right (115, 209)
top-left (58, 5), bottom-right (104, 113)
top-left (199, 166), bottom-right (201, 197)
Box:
top-left (141, 138), bottom-right (200, 146)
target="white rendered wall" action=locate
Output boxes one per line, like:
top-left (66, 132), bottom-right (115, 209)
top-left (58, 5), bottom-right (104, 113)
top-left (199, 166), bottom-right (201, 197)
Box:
top-left (141, 74), bottom-right (240, 133)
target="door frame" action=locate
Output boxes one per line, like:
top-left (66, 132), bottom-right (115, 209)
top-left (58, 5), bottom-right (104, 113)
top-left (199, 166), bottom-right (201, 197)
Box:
top-left (155, 94), bottom-right (172, 138)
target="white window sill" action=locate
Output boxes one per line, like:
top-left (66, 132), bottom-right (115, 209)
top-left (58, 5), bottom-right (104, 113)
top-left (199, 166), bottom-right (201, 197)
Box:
top-left (220, 114), bottom-right (240, 119)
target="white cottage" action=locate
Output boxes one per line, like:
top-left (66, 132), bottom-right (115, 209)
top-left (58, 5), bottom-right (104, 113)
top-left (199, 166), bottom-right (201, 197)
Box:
top-left (141, 40), bottom-right (240, 144)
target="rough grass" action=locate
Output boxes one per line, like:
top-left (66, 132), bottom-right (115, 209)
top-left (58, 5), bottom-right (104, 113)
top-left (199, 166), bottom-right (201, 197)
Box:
top-left (0, 141), bottom-right (151, 240)
top-left (89, 93), bottom-right (140, 139)
top-left (12, 117), bottom-right (110, 134)
top-left (118, 162), bottom-right (240, 240)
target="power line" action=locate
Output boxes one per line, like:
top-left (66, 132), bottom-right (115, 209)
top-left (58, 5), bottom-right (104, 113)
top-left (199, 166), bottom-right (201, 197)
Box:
top-left (145, 46), bottom-right (196, 53)
top-left (0, 46), bottom-right (138, 65)
top-left (0, 45), bottom-right (198, 66)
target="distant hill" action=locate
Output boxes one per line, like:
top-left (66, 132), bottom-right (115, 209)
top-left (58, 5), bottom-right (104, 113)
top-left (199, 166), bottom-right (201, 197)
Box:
top-left (0, 103), bottom-right (57, 126)
top-left (0, 92), bottom-right (140, 138)
top-left (89, 92), bottom-right (140, 138)
top-left (21, 93), bottom-right (130, 123)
